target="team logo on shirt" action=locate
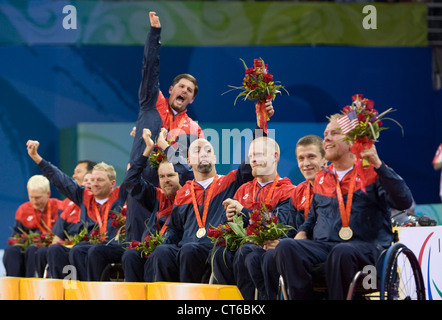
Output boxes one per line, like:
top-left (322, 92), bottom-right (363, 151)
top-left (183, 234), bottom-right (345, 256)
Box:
top-left (185, 189), bottom-right (190, 196)
top-left (243, 193), bottom-right (249, 200)
top-left (319, 176), bottom-right (324, 184)
top-left (27, 216), bottom-right (34, 221)
top-left (301, 195), bottom-right (306, 204)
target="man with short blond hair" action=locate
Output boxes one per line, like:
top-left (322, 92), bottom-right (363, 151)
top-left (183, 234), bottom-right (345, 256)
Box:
top-left (251, 134), bottom-right (327, 299)
top-left (211, 136), bottom-right (296, 299)
top-left (26, 140), bottom-right (122, 280)
top-left (3, 175), bottom-right (63, 277)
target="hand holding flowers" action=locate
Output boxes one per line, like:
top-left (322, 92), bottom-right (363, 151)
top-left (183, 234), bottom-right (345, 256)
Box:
top-left (207, 213), bottom-right (247, 252)
top-left (145, 128), bottom-right (173, 169)
top-left (336, 93), bottom-right (402, 191)
top-left (224, 58), bottom-right (287, 134)
top-left (208, 204), bottom-right (294, 250)
top-left (128, 231), bottom-right (165, 258)
top-left (244, 206), bottom-right (294, 246)
top-left (109, 205), bottom-right (127, 242)
top-left (63, 225), bottom-right (106, 247)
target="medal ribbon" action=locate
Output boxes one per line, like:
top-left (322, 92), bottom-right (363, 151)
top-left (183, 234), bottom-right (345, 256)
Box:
top-left (159, 215), bottom-right (171, 236)
top-left (157, 197), bottom-right (174, 236)
top-left (251, 174), bottom-right (280, 209)
top-left (33, 200), bottom-right (53, 233)
top-left (190, 175), bottom-right (219, 231)
top-left (92, 201), bottom-right (111, 238)
top-left (335, 169), bottom-right (356, 229)
top-left (303, 181), bottom-right (312, 221)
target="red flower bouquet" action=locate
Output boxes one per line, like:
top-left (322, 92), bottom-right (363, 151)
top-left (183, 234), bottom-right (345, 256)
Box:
top-left (224, 58), bottom-right (287, 134)
top-left (8, 229), bottom-right (55, 251)
top-left (148, 145), bottom-right (167, 169)
top-left (207, 214), bottom-right (247, 252)
top-left (128, 231), bottom-right (165, 258)
top-left (148, 139), bottom-right (173, 169)
top-left (336, 94), bottom-right (402, 190)
top-left (245, 206), bottom-right (294, 246)
top-left (109, 205), bottom-right (127, 242)
top-left (64, 225), bottom-right (106, 247)
top-left (32, 232), bottom-right (54, 248)
top-left (8, 230), bottom-right (39, 252)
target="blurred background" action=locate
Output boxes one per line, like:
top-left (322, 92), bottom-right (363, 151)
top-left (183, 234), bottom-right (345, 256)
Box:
top-left (0, 0), bottom-right (441, 253)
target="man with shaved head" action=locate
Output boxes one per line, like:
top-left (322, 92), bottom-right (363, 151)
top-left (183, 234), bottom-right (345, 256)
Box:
top-left (211, 136), bottom-right (296, 299)
top-left (145, 124), bottom-right (275, 283)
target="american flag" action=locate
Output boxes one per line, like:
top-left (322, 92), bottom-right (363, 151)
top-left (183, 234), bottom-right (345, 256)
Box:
top-left (337, 110), bottom-right (358, 134)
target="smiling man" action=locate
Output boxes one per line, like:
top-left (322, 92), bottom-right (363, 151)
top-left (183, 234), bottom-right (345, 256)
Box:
top-left (85, 128), bottom-right (184, 281)
top-left (26, 140), bottom-right (122, 280)
top-left (274, 114), bottom-right (414, 300)
top-left (292, 135), bottom-right (328, 229)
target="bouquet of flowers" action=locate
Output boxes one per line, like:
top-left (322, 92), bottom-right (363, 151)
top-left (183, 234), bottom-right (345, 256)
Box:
top-left (8, 230), bottom-right (55, 250)
top-left (224, 58), bottom-right (287, 134)
top-left (128, 231), bottom-right (165, 258)
top-left (32, 232), bottom-right (54, 248)
top-left (7, 230), bottom-right (40, 252)
top-left (109, 206), bottom-right (127, 242)
top-left (336, 94), bottom-right (402, 190)
top-left (244, 206), bottom-right (294, 246)
top-left (148, 139), bottom-right (173, 168)
top-left (64, 225), bottom-right (106, 247)
top-left (207, 213), bottom-right (247, 252)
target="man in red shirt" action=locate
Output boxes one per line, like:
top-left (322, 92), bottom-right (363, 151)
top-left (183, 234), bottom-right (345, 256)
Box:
top-left (211, 136), bottom-right (296, 299)
top-left (26, 140), bottom-right (123, 280)
top-left (275, 116), bottom-right (413, 300)
top-left (255, 134), bottom-right (327, 299)
top-left (3, 175), bottom-right (64, 277)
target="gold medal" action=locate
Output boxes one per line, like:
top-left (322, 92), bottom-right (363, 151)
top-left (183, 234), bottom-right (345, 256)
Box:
top-left (196, 228), bottom-right (206, 238)
top-left (339, 227), bottom-right (353, 240)
top-left (190, 176), bottom-right (219, 240)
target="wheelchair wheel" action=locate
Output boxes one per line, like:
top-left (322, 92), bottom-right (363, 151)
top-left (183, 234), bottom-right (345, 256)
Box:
top-left (380, 243), bottom-right (425, 300)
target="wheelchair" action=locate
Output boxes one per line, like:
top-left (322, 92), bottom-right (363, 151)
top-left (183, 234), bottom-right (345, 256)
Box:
top-left (279, 241), bottom-right (426, 300)
top-left (100, 263), bottom-right (125, 281)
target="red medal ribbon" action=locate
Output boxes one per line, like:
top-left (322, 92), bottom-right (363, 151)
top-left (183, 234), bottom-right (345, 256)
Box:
top-left (33, 200), bottom-right (53, 234)
top-left (303, 182), bottom-right (312, 221)
top-left (335, 169), bottom-right (356, 229)
top-left (159, 215), bottom-right (170, 236)
top-left (157, 197), bottom-right (174, 236)
top-left (251, 174), bottom-right (280, 210)
top-left (190, 175), bottom-right (219, 231)
top-left (92, 201), bottom-right (111, 239)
